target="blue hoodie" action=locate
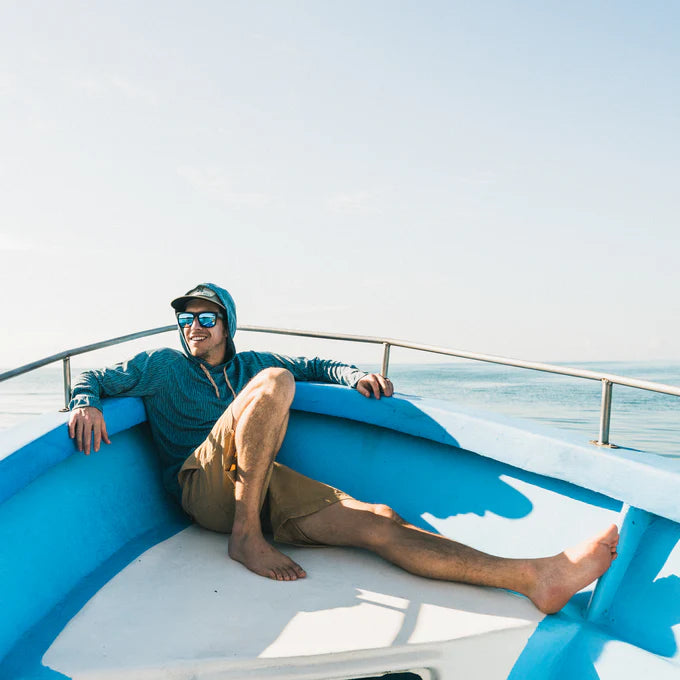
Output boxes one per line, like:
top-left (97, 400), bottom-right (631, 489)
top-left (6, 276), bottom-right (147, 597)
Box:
top-left (69, 283), bottom-right (368, 501)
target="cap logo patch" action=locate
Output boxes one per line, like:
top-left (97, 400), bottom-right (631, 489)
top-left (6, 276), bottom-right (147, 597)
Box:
top-left (188, 286), bottom-right (217, 300)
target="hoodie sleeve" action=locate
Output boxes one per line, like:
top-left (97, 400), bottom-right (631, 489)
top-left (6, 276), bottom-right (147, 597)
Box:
top-left (243, 352), bottom-right (368, 388)
top-left (68, 349), bottom-right (171, 412)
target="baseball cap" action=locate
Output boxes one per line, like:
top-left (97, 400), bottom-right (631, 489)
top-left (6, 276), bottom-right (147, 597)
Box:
top-left (171, 285), bottom-right (227, 313)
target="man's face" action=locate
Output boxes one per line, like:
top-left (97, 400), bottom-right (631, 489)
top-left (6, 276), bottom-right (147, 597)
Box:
top-left (181, 299), bottom-right (229, 366)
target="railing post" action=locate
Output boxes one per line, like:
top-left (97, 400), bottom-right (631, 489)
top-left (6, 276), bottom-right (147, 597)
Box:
top-left (597, 379), bottom-right (613, 446)
top-left (61, 356), bottom-right (72, 412)
top-left (381, 342), bottom-right (391, 378)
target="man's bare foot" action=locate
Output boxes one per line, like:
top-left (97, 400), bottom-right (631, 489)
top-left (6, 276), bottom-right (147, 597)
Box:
top-left (228, 530), bottom-right (306, 581)
top-left (528, 524), bottom-right (619, 614)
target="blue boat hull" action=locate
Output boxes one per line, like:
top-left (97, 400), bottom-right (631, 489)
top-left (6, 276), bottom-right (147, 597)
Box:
top-left (1, 383), bottom-right (679, 678)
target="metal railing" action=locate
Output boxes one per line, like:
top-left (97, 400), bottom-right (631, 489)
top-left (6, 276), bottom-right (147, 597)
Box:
top-left (2, 324), bottom-right (679, 448)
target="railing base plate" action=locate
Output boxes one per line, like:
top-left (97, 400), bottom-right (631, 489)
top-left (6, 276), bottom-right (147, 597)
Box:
top-left (589, 440), bottom-right (620, 449)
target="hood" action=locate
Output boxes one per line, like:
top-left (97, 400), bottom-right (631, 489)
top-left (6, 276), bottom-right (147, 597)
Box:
top-left (174, 283), bottom-right (238, 365)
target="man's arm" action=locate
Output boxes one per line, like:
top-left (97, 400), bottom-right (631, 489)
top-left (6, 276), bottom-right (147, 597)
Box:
top-left (246, 352), bottom-right (394, 399)
top-left (68, 349), bottom-right (169, 454)
top-left (68, 368), bottom-right (115, 455)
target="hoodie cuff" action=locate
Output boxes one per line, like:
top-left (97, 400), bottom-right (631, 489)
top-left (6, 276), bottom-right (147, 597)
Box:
top-left (68, 394), bottom-right (103, 412)
top-left (347, 369), bottom-right (369, 388)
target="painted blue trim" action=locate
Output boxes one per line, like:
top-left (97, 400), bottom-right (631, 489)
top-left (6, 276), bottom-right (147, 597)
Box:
top-left (0, 421), bottom-right (187, 664)
top-left (509, 615), bottom-right (680, 679)
top-left (5, 384), bottom-right (676, 524)
top-left (291, 383), bottom-right (680, 524)
top-left (0, 397), bottom-right (146, 505)
top-left (587, 505), bottom-right (655, 623)
top-left (600, 516), bottom-right (680, 658)
top-left (507, 616), bottom-right (584, 679)
top-left (0, 522), bottom-right (186, 680)
top-left (2, 383), bottom-right (679, 676)
top-left (279, 410), bottom-right (620, 538)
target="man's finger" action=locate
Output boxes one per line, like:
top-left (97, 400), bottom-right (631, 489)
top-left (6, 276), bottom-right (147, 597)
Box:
top-left (101, 420), bottom-right (111, 445)
top-left (68, 417), bottom-right (75, 439)
top-left (83, 421), bottom-right (92, 455)
top-left (357, 379), bottom-right (376, 398)
top-left (93, 422), bottom-right (102, 453)
top-left (369, 376), bottom-right (381, 399)
top-left (75, 419), bottom-right (83, 452)
top-left (376, 375), bottom-right (393, 397)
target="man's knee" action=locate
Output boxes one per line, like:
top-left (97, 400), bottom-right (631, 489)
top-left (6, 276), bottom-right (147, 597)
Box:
top-left (254, 367), bottom-right (295, 406)
top-left (230, 368), bottom-right (295, 424)
top-left (370, 503), bottom-right (404, 524)
top-left (352, 502), bottom-right (405, 549)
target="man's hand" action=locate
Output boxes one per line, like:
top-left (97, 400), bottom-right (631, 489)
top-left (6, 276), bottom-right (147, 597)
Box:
top-left (68, 406), bottom-right (111, 455)
top-left (356, 374), bottom-right (394, 399)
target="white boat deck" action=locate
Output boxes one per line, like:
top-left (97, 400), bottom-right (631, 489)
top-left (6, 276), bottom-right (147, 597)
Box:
top-left (43, 526), bottom-right (545, 680)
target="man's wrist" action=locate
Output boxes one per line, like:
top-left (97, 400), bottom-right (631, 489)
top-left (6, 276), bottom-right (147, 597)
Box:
top-left (69, 395), bottom-right (103, 412)
top-left (350, 371), bottom-right (370, 388)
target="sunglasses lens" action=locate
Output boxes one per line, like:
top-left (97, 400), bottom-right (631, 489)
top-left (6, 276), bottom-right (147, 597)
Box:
top-left (177, 313), bottom-right (193, 327)
top-left (198, 313), bottom-right (217, 328)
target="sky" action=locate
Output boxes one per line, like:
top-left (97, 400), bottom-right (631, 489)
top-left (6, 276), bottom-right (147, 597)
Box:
top-left (1, 1), bottom-right (679, 370)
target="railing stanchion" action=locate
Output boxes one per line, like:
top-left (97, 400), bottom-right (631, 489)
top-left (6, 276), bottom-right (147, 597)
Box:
top-left (381, 343), bottom-right (391, 378)
top-left (61, 356), bottom-right (72, 412)
top-left (598, 379), bottom-right (613, 446)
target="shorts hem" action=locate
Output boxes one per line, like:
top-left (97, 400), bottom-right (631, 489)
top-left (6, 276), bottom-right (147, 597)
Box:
top-left (273, 492), bottom-right (352, 546)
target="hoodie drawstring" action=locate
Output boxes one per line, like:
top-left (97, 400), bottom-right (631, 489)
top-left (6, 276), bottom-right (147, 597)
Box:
top-left (222, 366), bottom-right (236, 399)
top-left (200, 364), bottom-right (237, 401)
top-left (200, 364), bottom-right (220, 398)
top-left (223, 367), bottom-right (237, 399)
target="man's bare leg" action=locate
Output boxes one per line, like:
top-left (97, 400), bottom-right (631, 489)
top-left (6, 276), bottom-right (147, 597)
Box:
top-left (226, 368), bottom-right (306, 581)
top-left (294, 499), bottom-right (619, 614)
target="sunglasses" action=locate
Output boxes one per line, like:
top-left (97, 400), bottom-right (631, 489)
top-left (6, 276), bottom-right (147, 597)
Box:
top-left (176, 311), bottom-right (223, 328)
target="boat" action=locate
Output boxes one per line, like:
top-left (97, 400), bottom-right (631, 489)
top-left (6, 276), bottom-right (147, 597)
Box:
top-left (1, 325), bottom-right (679, 679)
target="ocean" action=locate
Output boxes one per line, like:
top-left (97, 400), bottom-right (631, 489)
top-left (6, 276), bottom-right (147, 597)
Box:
top-left (1, 360), bottom-right (678, 458)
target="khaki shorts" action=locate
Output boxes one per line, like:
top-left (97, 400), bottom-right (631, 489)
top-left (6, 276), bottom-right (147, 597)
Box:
top-left (177, 406), bottom-right (352, 545)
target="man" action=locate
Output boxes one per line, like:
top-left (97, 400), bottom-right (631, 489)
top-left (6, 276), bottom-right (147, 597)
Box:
top-left (69, 283), bottom-right (619, 614)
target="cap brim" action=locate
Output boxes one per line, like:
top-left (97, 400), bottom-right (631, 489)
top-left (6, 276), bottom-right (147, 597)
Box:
top-left (171, 294), bottom-right (227, 313)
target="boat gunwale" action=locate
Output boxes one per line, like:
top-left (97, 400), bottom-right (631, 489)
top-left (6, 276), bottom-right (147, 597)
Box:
top-left (2, 384), bottom-right (679, 676)
top-left (2, 384), bottom-right (679, 524)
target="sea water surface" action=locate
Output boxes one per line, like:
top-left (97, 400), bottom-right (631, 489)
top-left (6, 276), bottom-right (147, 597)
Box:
top-left (385, 360), bottom-right (679, 459)
top-left (1, 360), bottom-right (678, 458)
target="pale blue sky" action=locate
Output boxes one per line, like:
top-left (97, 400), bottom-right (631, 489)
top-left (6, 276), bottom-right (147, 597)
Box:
top-left (2, 1), bottom-right (678, 367)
